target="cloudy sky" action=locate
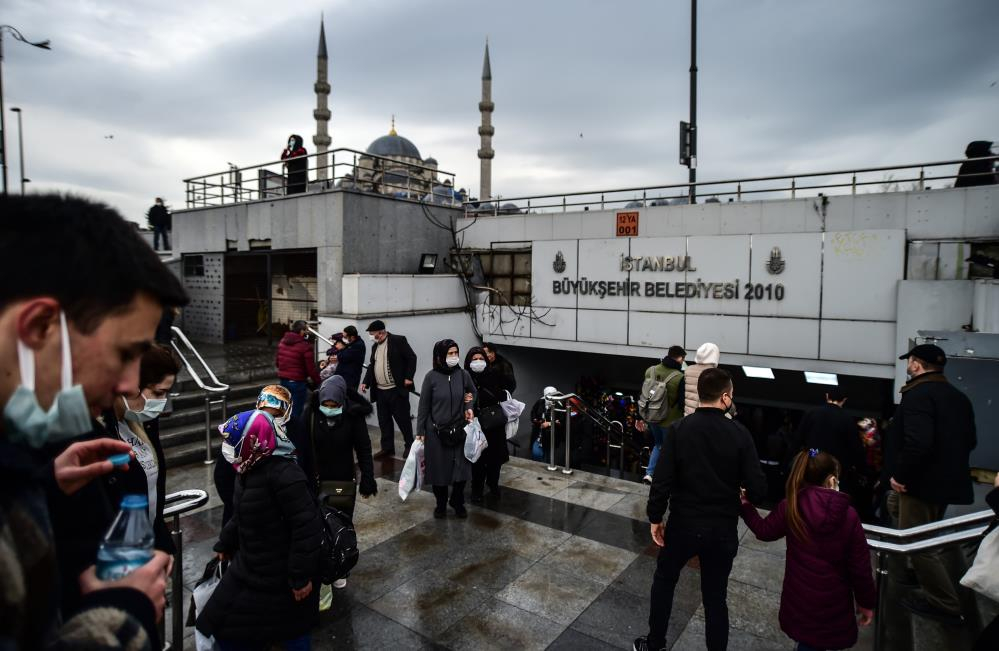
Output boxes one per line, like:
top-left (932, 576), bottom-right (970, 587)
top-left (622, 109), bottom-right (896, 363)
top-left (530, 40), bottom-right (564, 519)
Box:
top-left (4, 0), bottom-right (997, 222)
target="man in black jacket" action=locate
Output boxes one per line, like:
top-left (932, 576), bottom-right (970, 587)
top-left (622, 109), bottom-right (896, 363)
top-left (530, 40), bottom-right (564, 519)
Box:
top-left (146, 197), bottom-right (171, 251)
top-left (886, 344), bottom-right (977, 625)
top-left (482, 342), bottom-right (517, 391)
top-left (360, 320), bottom-right (417, 458)
top-left (797, 386), bottom-right (868, 509)
top-left (635, 368), bottom-right (767, 651)
top-left (334, 325), bottom-right (366, 389)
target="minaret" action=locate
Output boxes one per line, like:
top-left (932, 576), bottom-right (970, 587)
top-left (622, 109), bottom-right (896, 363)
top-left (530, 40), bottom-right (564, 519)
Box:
top-left (477, 40), bottom-right (494, 200)
top-left (313, 16), bottom-right (332, 181)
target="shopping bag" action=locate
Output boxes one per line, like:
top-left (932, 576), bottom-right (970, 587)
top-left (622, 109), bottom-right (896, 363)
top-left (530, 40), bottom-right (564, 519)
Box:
top-left (960, 525), bottom-right (999, 602)
top-left (398, 439), bottom-right (425, 501)
top-left (500, 391), bottom-right (526, 440)
top-left (464, 417), bottom-right (488, 463)
top-left (191, 559), bottom-right (224, 651)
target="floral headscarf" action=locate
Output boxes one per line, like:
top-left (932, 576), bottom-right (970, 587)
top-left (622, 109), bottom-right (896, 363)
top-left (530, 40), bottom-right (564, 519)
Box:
top-left (220, 409), bottom-right (297, 474)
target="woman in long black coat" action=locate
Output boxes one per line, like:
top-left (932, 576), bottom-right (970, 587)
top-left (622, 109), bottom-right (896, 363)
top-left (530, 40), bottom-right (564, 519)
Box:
top-left (416, 339), bottom-right (476, 518)
top-left (197, 410), bottom-right (322, 649)
top-left (465, 347), bottom-right (512, 503)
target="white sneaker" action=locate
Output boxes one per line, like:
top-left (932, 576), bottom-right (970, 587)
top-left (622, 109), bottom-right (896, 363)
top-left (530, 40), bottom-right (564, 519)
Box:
top-left (642, 474), bottom-right (653, 485)
top-left (333, 578), bottom-right (347, 589)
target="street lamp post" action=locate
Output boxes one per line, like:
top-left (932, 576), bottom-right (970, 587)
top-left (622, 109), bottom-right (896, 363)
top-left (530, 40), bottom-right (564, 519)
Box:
top-left (11, 107), bottom-right (24, 194)
top-left (688, 0), bottom-right (698, 205)
top-left (0, 26), bottom-right (51, 196)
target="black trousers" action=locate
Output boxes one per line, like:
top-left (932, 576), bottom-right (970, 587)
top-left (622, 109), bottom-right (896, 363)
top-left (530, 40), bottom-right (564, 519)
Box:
top-left (433, 482), bottom-right (466, 510)
top-left (375, 386), bottom-right (413, 452)
top-left (471, 458), bottom-right (502, 496)
top-left (647, 520), bottom-right (739, 651)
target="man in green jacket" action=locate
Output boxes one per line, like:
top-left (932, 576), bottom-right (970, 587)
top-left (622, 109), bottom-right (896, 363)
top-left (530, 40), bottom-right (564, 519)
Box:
top-left (637, 345), bottom-right (686, 484)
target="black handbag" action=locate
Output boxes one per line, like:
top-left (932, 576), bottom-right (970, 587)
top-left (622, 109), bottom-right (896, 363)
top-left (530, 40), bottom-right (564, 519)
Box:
top-left (478, 404), bottom-right (507, 431)
top-left (433, 415), bottom-right (466, 447)
top-left (320, 480), bottom-right (357, 513)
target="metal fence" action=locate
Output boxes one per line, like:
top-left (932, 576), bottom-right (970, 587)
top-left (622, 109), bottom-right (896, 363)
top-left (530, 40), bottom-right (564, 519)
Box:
top-left (183, 147), bottom-right (459, 209)
top-left (463, 154), bottom-right (999, 216)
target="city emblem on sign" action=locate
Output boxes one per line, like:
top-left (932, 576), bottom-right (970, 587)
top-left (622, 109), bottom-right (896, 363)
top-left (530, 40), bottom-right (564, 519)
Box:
top-left (553, 250), bottom-right (567, 273)
top-left (767, 247), bottom-right (786, 274)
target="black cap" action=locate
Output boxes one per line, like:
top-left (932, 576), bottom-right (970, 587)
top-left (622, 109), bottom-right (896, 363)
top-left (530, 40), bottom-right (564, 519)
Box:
top-left (366, 319), bottom-right (386, 332)
top-left (343, 325), bottom-right (358, 338)
top-left (899, 344), bottom-right (947, 367)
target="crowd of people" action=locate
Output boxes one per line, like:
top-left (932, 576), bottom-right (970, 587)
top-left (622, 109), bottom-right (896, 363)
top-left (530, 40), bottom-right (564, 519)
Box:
top-left (2, 194), bottom-right (996, 651)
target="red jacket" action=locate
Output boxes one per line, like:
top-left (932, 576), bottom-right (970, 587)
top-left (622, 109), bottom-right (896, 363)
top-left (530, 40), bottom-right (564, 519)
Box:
top-left (741, 485), bottom-right (876, 650)
top-left (275, 332), bottom-right (320, 384)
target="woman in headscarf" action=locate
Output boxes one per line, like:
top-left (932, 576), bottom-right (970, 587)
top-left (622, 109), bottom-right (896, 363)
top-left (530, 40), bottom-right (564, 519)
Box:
top-left (416, 339), bottom-right (477, 518)
top-left (197, 385), bottom-right (322, 651)
top-left (464, 346), bottom-right (513, 503)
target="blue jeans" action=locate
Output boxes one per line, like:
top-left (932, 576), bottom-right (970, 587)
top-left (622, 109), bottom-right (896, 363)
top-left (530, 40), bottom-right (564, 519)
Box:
top-left (646, 423), bottom-right (667, 477)
top-left (217, 635), bottom-right (310, 651)
top-left (280, 379), bottom-right (309, 423)
top-left (153, 225), bottom-right (170, 251)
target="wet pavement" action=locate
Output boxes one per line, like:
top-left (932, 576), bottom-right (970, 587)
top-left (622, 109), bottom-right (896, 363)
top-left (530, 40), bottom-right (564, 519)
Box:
top-left (164, 429), bottom-right (885, 651)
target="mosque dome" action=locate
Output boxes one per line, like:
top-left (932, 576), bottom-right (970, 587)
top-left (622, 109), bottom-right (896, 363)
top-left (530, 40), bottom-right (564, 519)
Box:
top-left (367, 130), bottom-right (422, 160)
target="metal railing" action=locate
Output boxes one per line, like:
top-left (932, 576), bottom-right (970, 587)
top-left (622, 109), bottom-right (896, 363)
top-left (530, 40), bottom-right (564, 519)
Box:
top-left (163, 489), bottom-right (210, 651)
top-left (462, 154), bottom-right (999, 216)
top-left (183, 147), bottom-right (459, 209)
top-left (862, 509), bottom-right (994, 651)
top-left (170, 326), bottom-right (229, 464)
top-left (543, 392), bottom-right (626, 476)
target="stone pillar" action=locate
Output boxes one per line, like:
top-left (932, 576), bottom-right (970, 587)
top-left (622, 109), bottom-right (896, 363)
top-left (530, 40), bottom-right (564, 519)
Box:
top-left (477, 41), bottom-right (494, 201)
top-left (313, 18), bottom-right (332, 181)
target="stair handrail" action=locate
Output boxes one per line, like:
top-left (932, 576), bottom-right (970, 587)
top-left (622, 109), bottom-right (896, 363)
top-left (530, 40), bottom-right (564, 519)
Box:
top-left (860, 510), bottom-right (993, 651)
top-left (543, 392), bottom-right (628, 474)
top-left (170, 326), bottom-right (229, 392)
top-left (162, 489), bottom-right (209, 650)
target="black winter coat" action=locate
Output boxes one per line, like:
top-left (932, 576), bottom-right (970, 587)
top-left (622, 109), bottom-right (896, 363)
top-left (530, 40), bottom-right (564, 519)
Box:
top-left (491, 353), bottom-right (517, 392)
top-left (883, 372), bottom-right (977, 505)
top-left (797, 403), bottom-right (866, 475)
top-left (300, 388), bottom-right (377, 496)
top-left (470, 367), bottom-right (513, 465)
top-left (197, 456), bottom-right (322, 643)
top-left (334, 338), bottom-right (366, 389)
top-left (362, 333), bottom-right (417, 399)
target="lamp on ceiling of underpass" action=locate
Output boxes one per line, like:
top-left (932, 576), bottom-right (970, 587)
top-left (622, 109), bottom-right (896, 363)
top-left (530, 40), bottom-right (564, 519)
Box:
top-left (804, 371), bottom-right (839, 386)
top-left (418, 253), bottom-right (438, 274)
top-left (742, 366), bottom-right (775, 380)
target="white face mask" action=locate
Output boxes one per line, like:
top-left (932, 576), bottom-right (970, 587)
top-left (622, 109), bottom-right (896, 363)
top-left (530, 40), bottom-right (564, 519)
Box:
top-left (469, 360), bottom-right (487, 373)
top-left (122, 393), bottom-right (168, 423)
top-left (445, 356), bottom-right (460, 368)
top-left (3, 311), bottom-right (93, 448)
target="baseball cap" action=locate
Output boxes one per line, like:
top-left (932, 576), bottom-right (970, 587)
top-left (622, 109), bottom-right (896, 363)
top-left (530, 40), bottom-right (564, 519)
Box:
top-left (899, 344), bottom-right (947, 367)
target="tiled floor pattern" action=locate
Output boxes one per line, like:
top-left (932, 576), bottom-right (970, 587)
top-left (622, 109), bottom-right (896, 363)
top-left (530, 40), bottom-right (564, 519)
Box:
top-left (165, 444), bottom-right (883, 651)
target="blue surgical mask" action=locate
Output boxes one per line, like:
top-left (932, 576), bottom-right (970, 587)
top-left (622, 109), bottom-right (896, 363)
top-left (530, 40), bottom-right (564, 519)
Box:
top-left (123, 394), bottom-right (167, 423)
top-left (320, 405), bottom-right (343, 418)
top-left (3, 312), bottom-right (93, 448)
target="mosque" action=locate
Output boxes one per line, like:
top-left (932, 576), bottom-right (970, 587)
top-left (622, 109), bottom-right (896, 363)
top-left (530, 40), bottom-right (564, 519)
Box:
top-left (306, 19), bottom-right (492, 204)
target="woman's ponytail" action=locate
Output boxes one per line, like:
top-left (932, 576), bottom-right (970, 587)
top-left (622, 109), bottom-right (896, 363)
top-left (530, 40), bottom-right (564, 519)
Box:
top-left (785, 449), bottom-right (842, 542)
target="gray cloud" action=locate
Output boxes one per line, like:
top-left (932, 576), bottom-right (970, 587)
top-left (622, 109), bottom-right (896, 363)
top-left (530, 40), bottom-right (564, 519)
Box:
top-left (3, 0), bottom-right (997, 219)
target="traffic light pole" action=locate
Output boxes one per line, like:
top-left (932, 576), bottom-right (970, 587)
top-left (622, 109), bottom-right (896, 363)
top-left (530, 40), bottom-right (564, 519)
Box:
top-left (688, 0), bottom-right (697, 205)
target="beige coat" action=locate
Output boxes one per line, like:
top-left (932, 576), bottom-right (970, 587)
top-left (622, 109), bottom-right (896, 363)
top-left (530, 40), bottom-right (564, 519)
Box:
top-left (683, 343), bottom-right (721, 415)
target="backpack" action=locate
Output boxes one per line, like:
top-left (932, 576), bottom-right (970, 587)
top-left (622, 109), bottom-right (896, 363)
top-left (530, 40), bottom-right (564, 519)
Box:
top-left (318, 504), bottom-right (359, 584)
top-left (638, 366), bottom-right (681, 423)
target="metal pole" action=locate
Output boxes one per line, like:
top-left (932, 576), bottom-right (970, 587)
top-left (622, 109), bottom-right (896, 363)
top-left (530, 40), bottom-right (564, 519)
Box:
top-left (203, 394), bottom-right (213, 464)
top-left (874, 550), bottom-right (886, 651)
top-left (546, 402), bottom-right (558, 472)
top-left (0, 31), bottom-right (7, 195)
top-left (11, 107), bottom-right (23, 194)
top-left (687, 0), bottom-right (698, 205)
top-left (562, 403), bottom-right (573, 475)
top-left (170, 514), bottom-right (184, 650)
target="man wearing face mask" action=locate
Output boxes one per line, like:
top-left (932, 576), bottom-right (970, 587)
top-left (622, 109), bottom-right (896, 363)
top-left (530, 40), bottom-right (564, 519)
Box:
top-left (333, 325), bottom-right (366, 390)
top-left (883, 344), bottom-right (977, 625)
top-left (360, 320), bottom-right (418, 459)
top-left (281, 134), bottom-right (309, 195)
top-left (637, 368), bottom-right (766, 651)
top-left (0, 194), bottom-right (189, 650)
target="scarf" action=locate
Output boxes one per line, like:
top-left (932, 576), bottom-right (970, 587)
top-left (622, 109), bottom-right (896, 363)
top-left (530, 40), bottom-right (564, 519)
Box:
top-left (222, 409), bottom-right (297, 474)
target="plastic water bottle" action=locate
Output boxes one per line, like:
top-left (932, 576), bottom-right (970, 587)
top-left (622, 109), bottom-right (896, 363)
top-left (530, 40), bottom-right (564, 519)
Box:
top-left (95, 494), bottom-right (154, 581)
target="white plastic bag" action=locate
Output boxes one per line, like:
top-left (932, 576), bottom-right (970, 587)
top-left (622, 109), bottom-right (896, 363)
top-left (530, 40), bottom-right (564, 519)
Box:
top-left (398, 439), bottom-right (425, 501)
top-left (193, 563), bottom-right (223, 651)
top-left (500, 391), bottom-right (526, 440)
top-left (960, 526), bottom-right (999, 602)
top-left (464, 417), bottom-right (488, 463)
